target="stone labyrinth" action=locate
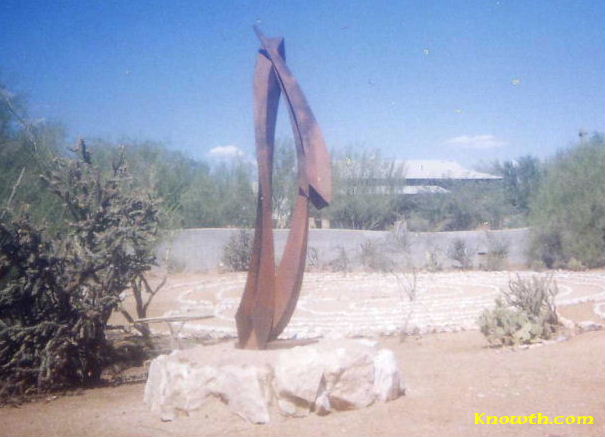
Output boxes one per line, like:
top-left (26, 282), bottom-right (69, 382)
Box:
top-left (159, 271), bottom-right (605, 340)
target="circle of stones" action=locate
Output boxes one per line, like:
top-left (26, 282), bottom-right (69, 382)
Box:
top-left (162, 271), bottom-right (605, 339)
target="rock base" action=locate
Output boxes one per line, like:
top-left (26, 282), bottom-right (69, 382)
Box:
top-left (144, 339), bottom-right (405, 424)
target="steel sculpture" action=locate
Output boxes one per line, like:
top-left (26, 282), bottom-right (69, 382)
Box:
top-left (235, 27), bottom-right (332, 349)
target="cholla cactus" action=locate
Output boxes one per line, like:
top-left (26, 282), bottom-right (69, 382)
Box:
top-left (0, 140), bottom-right (160, 399)
top-left (478, 275), bottom-right (559, 346)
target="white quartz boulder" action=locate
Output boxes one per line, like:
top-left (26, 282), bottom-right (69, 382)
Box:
top-left (144, 339), bottom-right (404, 424)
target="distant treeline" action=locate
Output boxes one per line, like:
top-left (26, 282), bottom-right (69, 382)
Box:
top-left (1, 84), bottom-right (604, 267)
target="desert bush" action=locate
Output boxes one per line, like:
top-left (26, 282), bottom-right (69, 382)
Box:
top-left (384, 222), bottom-right (412, 254)
top-left (529, 229), bottom-right (564, 269)
top-left (447, 238), bottom-right (472, 269)
top-left (329, 246), bottom-right (351, 273)
top-left (0, 141), bottom-right (160, 398)
top-left (305, 246), bottom-right (320, 271)
top-left (89, 139), bottom-right (257, 230)
top-left (392, 268), bottom-right (419, 341)
top-left (483, 234), bottom-right (509, 271)
top-left (329, 148), bottom-right (405, 230)
top-left (399, 181), bottom-right (510, 232)
top-left (491, 155), bottom-right (542, 214)
top-left (359, 239), bottom-right (394, 272)
top-left (271, 139), bottom-right (297, 228)
top-left (118, 274), bottom-right (166, 340)
top-left (529, 259), bottom-right (546, 271)
top-left (529, 135), bottom-right (605, 268)
top-left (359, 223), bottom-right (414, 272)
top-left (424, 249), bottom-right (442, 272)
top-left (403, 213), bottom-right (432, 232)
top-left (478, 275), bottom-right (559, 346)
top-left (566, 257), bottom-right (586, 271)
top-left (422, 237), bottom-right (443, 272)
top-left (221, 229), bottom-right (253, 271)
top-left (166, 257), bottom-right (187, 274)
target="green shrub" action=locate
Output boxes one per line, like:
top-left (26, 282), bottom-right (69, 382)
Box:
top-left (221, 229), bottom-right (253, 271)
top-left (529, 135), bottom-right (605, 268)
top-left (424, 249), bottom-right (442, 272)
top-left (385, 222), bottom-right (412, 254)
top-left (478, 275), bottom-right (559, 346)
top-left (305, 246), bottom-right (320, 271)
top-left (329, 246), bottom-right (351, 273)
top-left (447, 238), bottom-right (472, 269)
top-left (359, 239), bottom-right (394, 272)
top-left (329, 148), bottom-right (404, 230)
top-left (529, 259), bottom-right (546, 271)
top-left (166, 257), bottom-right (187, 274)
top-left (566, 257), bottom-right (586, 271)
top-left (0, 142), bottom-right (160, 398)
top-left (483, 234), bottom-right (509, 271)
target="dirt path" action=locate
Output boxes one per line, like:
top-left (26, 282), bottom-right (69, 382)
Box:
top-left (3, 303), bottom-right (603, 437)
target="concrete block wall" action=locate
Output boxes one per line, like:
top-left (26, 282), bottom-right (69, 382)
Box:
top-left (156, 227), bottom-right (530, 273)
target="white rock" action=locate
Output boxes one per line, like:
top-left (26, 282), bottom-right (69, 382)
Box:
top-left (143, 350), bottom-right (271, 424)
top-left (373, 349), bottom-right (404, 401)
top-left (273, 346), bottom-right (324, 416)
top-left (325, 330), bottom-right (346, 340)
top-left (217, 365), bottom-right (271, 424)
top-left (144, 353), bottom-right (218, 421)
top-left (577, 320), bottom-right (604, 333)
top-left (357, 339), bottom-right (379, 348)
top-left (144, 339), bottom-right (404, 424)
top-left (321, 342), bottom-right (377, 410)
top-left (558, 315), bottom-right (576, 331)
top-left (314, 378), bottom-right (331, 415)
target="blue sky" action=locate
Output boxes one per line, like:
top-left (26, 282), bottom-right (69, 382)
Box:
top-left (1, 0), bottom-right (603, 166)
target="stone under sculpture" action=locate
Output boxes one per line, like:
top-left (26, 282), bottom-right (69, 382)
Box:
top-left (235, 27), bottom-right (332, 349)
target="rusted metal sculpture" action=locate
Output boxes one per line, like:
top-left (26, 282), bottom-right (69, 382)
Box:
top-left (235, 27), bottom-right (332, 349)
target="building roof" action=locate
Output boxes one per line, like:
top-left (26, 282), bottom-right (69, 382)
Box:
top-left (400, 185), bottom-right (450, 194)
top-left (397, 160), bottom-right (501, 180)
top-left (372, 185), bottom-right (450, 194)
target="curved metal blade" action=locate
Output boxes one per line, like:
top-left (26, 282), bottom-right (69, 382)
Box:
top-left (236, 27), bottom-right (332, 349)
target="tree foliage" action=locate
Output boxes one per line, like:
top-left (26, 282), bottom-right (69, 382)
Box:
top-left (75, 139), bottom-right (257, 229)
top-left (0, 84), bottom-right (65, 226)
top-left (487, 156), bottom-right (542, 214)
top-left (400, 182), bottom-right (509, 232)
top-left (271, 139), bottom-right (297, 228)
top-left (529, 135), bottom-right (605, 268)
top-left (220, 229), bottom-right (253, 271)
top-left (329, 148), bottom-right (405, 230)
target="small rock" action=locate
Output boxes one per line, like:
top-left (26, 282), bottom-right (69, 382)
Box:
top-left (373, 349), bottom-right (403, 402)
top-left (577, 320), bottom-right (604, 333)
top-left (274, 346), bottom-right (324, 416)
